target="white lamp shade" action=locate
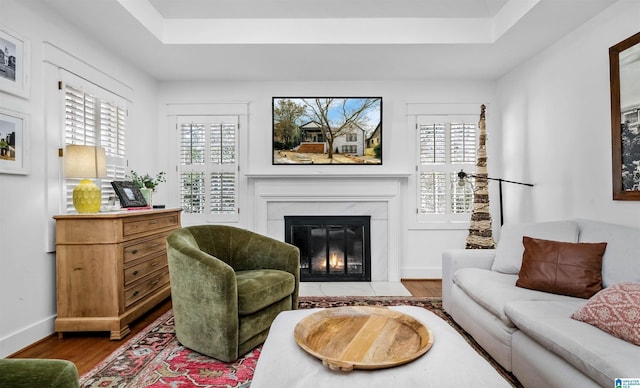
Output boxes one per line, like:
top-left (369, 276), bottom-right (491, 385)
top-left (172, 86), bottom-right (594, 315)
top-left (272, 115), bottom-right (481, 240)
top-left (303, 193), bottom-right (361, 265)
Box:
top-left (64, 145), bottom-right (107, 179)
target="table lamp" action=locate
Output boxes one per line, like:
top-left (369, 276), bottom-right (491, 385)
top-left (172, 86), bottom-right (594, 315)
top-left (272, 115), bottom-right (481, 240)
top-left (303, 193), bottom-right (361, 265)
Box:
top-left (64, 145), bottom-right (107, 213)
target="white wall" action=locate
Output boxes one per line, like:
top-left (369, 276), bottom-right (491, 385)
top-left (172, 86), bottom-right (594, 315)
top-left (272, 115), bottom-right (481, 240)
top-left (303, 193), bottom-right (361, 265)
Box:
top-left (496, 0), bottom-right (640, 227)
top-left (157, 80), bottom-right (498, 280)
top-left (0, 1), bottom-right (159, 357)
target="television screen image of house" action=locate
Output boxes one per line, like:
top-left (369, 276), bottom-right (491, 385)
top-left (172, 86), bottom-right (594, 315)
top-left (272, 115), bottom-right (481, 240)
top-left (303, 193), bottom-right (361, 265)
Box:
top-left (273, 97), bottom-right (382, 165)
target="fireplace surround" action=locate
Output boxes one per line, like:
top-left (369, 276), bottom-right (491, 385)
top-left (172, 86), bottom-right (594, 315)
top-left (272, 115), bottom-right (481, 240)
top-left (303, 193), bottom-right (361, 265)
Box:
top-left (248, 175), bottom-right (406, 282)
top-left (285, 215), bottom-right (371, 282)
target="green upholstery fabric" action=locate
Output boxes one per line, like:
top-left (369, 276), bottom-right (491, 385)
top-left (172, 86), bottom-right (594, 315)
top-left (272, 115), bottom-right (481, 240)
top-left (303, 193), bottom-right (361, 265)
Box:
top-left (236, 269), bottom-right (295, 315)
top-left (0, 358), bottom-right (79, 388)
top-left (166, 225), bottom-right (300, 362)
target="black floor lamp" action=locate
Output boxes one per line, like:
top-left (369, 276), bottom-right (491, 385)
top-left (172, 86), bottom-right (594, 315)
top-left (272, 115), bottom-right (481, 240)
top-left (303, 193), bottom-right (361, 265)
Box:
top-left (457, 170), bottom-right (533, 226)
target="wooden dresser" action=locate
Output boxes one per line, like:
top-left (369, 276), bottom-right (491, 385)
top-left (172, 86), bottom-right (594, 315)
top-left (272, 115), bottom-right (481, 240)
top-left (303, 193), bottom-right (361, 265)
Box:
top-left (53, 208), bottom-right (181, 340)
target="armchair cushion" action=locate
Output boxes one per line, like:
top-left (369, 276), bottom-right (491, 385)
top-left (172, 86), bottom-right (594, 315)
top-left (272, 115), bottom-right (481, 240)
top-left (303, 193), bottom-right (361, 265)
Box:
top-left (236, 269), bottom-right (296, 315)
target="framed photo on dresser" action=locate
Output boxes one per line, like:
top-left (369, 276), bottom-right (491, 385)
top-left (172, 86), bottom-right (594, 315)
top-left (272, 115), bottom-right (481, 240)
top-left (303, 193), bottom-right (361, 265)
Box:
top-left (111, 181), bottom-right (148, 207)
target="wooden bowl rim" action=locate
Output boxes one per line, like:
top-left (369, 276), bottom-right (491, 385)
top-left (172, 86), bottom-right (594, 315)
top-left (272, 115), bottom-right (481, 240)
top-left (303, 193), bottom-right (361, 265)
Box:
top-left (294, 306), bottom-right (434, 371)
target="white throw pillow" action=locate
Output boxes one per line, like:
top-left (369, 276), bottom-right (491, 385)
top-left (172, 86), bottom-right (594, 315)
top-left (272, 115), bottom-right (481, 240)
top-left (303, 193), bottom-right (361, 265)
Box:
top-left (491, 220), bottom-right (580, 274)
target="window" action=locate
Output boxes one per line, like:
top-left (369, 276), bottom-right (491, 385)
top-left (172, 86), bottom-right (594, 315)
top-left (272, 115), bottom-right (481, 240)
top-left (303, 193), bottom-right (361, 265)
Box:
top-left (417, 116), bottom-right (477, 222)
top-left (177, 116), bottom-right (239, 222)
top-left (341, 145), bottom-right (357, 154)
top-left (346, 133), bottom-right (357, 142)
top-left (62, 75), bottom-right (127, 212)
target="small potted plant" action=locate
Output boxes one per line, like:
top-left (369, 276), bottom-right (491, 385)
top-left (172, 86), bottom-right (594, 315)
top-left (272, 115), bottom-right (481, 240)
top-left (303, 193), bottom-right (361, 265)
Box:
top-left (129, 171), bottom-right (166, 206)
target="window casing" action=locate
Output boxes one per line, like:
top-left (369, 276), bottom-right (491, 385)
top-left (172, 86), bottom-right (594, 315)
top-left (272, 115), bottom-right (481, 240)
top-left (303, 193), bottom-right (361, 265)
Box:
top-left (177, 116), bottom-right (239, 223)
top-left (417, 116), bottom-right (477, 222)
top-left (62, 76), bottom-right (127, 212)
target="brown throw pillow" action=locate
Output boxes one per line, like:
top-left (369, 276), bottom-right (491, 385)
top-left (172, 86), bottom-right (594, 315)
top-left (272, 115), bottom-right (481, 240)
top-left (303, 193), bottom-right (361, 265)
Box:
top-left (516, 236), bottom-right (606, 298)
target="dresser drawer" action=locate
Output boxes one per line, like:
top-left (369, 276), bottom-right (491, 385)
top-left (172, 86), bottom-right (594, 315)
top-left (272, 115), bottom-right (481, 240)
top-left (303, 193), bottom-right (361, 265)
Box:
top-left (124, 271), bottom-right (170, 308)
top-left (123, 214), bottom-right (179, 238)
top-left (124, 254), bottom-right (167, 286)
top-left (123, 234), bottom-right (167, 264)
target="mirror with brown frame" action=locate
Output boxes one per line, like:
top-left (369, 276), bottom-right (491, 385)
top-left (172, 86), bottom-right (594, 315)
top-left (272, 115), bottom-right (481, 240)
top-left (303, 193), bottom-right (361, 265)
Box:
top-left (611, 31), bottom-right (640, 200)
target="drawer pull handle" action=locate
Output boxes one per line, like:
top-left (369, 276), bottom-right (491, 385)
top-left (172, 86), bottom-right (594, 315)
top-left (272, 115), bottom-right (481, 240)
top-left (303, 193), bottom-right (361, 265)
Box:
top-left (132, 270), bottom-right (139, 276)
top-left (133, 291), bottom-right (139, 297)
top-left (150, 243), bottom-right (160, 248)
top-left (131, 249), bottom-right (138, 255)
top-left (151, 262), bottom-right (159, 266)
top-left (151, 280), bottom-right (160, 286)
top-left (149, 220), bottom-right (159, 224)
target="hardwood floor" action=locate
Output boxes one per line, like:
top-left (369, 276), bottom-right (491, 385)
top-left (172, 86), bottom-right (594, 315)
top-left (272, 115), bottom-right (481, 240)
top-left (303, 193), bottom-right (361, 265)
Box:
top-left (10, 279), bottom-right (442, 375)
top-left (10, 298), bottom-right (174, 375)
top-left (401, 278), bottom-right (442, 298)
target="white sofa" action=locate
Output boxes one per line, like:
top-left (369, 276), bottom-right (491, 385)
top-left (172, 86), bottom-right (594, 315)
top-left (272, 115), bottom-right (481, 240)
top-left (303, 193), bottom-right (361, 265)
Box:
top-left (442, 219), bottom-right (640, 388)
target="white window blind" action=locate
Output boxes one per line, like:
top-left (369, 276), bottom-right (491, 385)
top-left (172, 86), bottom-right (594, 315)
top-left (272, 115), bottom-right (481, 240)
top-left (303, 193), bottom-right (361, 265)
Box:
top-left (62, 74), bottom-right (127, 212)
top-left (177, 116), bottom-right (239, 222)
top-left (417, 116), bottom-right (477, 221)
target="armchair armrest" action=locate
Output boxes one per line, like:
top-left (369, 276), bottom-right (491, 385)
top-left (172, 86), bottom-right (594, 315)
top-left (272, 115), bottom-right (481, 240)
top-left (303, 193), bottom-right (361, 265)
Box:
top-left (442, 249), bottom-right (496, 312)
top-left (0, 359), bottom-right (79, 388)
top-left (167, 241), bottom-right (240, 360)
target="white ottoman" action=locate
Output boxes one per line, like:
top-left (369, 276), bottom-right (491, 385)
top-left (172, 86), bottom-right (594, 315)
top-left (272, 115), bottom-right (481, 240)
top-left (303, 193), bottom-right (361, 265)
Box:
top-left (252, 306), bottom-right (513, 387)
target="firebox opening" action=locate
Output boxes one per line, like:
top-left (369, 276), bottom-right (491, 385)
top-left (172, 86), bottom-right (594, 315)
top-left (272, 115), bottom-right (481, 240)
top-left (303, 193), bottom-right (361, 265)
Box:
top-left (285, 216), bottom-right (371, 282)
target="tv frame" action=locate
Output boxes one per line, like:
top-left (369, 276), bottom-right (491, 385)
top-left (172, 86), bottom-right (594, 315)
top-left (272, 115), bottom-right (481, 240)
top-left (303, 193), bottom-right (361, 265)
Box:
top-left (272, 97), bottom-right (382, 165)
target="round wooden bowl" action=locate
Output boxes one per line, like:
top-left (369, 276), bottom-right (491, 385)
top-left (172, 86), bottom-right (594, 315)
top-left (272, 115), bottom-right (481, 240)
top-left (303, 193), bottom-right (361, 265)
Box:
top-left (294, 306), bottom-right (434, 372)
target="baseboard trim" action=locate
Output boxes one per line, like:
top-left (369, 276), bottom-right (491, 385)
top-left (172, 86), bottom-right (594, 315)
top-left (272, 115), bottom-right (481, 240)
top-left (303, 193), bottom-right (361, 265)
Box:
top-left (401, 267), bottom-right (442, 279)
top-left (1, 315), bottom-right (56, 358)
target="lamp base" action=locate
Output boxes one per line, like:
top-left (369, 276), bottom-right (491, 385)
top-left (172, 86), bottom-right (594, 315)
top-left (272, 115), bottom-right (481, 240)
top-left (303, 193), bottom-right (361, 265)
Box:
top-left (73, 179), bottom-right (102, 213)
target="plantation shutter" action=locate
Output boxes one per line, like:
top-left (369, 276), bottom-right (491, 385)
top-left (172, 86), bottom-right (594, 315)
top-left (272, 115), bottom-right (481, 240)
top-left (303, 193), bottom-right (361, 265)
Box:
top-left (177, 116), bottom-right (239, 223)
top-left (99, 100), bottom-right (127, 203)
top-left (417, 116), bottom-right (477, 221)
top-left (62, 71), bottom-right (127, 212)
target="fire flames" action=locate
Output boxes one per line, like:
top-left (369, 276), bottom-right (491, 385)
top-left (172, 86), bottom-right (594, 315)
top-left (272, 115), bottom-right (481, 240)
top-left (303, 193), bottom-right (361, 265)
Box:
top-left (314, 251), bottom-right (344, 271)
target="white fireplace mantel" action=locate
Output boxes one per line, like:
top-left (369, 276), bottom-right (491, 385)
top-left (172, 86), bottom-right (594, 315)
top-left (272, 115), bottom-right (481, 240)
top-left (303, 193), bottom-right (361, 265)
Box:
top-left (248, 175), bottom-right (407, 282)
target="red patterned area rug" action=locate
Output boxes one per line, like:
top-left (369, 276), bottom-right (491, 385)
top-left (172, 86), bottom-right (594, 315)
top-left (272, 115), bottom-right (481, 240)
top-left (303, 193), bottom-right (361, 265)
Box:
top-left (80, 296), bottom-right (522, 387)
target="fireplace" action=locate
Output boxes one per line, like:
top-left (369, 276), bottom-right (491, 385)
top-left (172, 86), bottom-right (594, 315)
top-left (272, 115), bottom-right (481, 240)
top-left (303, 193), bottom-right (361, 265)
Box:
top-left (285, 216), bottom-right (371, 282)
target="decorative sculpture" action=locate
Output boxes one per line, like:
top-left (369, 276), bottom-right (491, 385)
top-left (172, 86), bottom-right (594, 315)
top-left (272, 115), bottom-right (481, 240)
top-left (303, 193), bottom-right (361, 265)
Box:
top-left (465, 104), bottom-right (496, 249)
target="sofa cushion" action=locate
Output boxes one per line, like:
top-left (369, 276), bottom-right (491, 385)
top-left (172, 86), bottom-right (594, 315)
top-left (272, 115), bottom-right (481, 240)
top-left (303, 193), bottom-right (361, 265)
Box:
top-left (493, 221), bottom-right (579, 274)
top-left (516, 237), bottom-right (606, 298)
top-left (236, 269), bottom-right (295, 315)
top-left (572, 282), bottom-right (640, 346)
top-left (577, 219), bottom-right (640, 287)
top-left (504, 301), bottom-right (640, 387)
top-left (453, 268), bottom-right (583, 327)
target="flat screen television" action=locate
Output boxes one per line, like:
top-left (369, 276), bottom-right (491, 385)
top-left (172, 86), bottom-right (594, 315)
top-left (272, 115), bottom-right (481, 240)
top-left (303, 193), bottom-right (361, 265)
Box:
top-left (272, 97), bottom-right (382, 165)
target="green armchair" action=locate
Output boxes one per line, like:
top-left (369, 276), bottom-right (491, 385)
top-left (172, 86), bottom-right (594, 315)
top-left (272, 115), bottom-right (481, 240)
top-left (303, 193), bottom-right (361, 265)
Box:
top-left (0, 358), bottom-right (79, 388)
top-left (166, 225), bottom-right (300, 362)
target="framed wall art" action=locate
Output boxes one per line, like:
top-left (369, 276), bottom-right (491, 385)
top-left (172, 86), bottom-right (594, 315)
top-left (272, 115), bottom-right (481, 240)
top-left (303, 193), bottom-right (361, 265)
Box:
top-left (272, 97), bottom-right (382, 165)
top-left (0, 25), bottom-right (30, 99)
top-left (111, 181), bottom-right (148, 208)
top-left (0, 107), bottom-right (29, 175)
top-left (610, 31), bottom-right (640, 200)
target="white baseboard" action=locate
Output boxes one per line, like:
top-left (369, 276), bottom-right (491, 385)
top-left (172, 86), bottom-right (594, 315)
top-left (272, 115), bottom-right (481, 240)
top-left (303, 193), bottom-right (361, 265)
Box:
top-left (400, 267), bottom-right (442, 279)
top-left (0, 315), bottom-right (56, 358)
